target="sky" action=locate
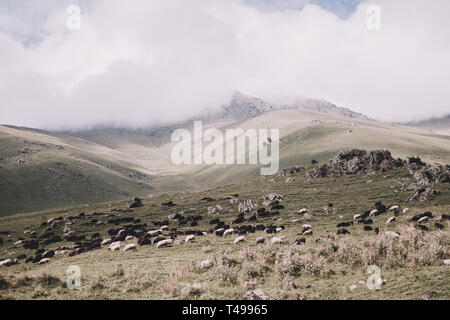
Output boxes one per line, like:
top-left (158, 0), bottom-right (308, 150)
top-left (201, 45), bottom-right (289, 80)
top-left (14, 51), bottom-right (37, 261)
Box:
top-left (0, 0), bottom-right (449, 130)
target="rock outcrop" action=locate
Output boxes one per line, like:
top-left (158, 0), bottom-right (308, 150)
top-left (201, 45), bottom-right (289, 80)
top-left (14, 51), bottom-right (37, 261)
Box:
top-left (306, 149), bottom-right (403, 178)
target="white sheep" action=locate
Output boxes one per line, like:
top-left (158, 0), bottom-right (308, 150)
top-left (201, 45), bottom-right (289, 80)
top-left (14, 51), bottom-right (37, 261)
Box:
top-left (386, 217), bottom-right (396, 224)
top-left (160, 226), bottom-right (169, 231)
top-left (39, 258), bottom-right (50, 265)
top-left (223, 228), bottom-right (235, 237)
top-left (117, 229), bottom-right (126, 236)
top-left (418, 216), bottom-right (429, 223)
top-left (353, 214), bottom-right (362, 220)
top-left (389, 205), bottom-right (399, 211)
top-left (123, 244), bottom-right (137, 252)
top-left (156, 239), bottom-right (173, 248)
top-left (147, 230), bottom-right (162, 237)
top-left (271, 236), bottom-right (285, 244)
top-left (369, 209), bottom-right (378, 217)
top-left (125, 236), bottom-right (134, 241)
top-left (385, 231), bottom-right (400, 238)
top-left (101, 238), bottom-right (112, 246)
top-left (0, 259), bottom-right (13, 267)
top-left (302, 224), bottom-right (312, 232)
top-left (233, 236), bottom-right (245, 244)
top-left (109, 241), bottom-right (121, 251)
top-left (275, 227), bottom-right (283, 233)
top-left (298, 208), bottom-right (308, 215)
top-left (403, 208), bottom-right (409, 214)
top-left (185, 235), bottom-right (195, 243)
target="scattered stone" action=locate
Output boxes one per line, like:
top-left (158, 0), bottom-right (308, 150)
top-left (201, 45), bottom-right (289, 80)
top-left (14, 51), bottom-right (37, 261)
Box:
top-left (200, 259), bottom-right (213, 269)
top-left (128, 197), bottom-right (143, 209)
top-left (243, 289), bottom-right (271, 300)
top-left (306, 149), bottom-right (403, 179)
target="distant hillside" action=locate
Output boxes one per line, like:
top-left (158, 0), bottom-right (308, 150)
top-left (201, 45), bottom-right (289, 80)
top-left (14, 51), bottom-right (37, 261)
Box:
top-left (2, 94), bottom-right (450, 216)
top-left (406, 114), bottom-right (450, 136)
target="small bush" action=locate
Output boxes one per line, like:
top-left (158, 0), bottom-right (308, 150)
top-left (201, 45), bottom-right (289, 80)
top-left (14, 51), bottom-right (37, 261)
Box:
top-left (37, 274), bottom-right (62, 289)
top-left (408, 156), bottom-right (426, 166)
top-left (311, 159), bottom-right (318, 164)
top-left (15, 276), bottom-right (34, 288)
top-left (0, 275), bottom-right (10, 290)
top-left (218, 266), bottom-right (239, 284)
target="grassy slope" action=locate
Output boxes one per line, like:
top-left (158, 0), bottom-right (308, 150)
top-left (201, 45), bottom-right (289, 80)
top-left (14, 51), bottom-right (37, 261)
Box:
top-left (0, 126), bottom-right (154, 216)
top-left (0, 164), bottom-right (449, 300)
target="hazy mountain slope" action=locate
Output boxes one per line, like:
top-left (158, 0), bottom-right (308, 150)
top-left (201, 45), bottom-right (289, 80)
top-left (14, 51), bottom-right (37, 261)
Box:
top-left (190, 109), bottom-right (450, 188)
top-left (406, 114), bottom-right (450, 136)
top-left (1, 100), bottom-right (449, 216)
top-left (0, 126), bottom-right (154, 216)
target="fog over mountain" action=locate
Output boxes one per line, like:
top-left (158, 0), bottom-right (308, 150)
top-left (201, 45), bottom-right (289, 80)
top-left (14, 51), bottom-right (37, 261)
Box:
top-left (0, 0), bottom-right (449, 130)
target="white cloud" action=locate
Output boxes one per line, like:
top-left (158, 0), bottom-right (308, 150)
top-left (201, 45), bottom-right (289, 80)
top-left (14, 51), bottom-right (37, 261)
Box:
top-left (0, 0), bottom-right (449, 129)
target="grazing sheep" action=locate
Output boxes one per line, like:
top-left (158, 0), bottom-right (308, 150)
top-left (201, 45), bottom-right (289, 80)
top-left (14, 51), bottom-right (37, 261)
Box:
top-left (369, 209), bottom-right (378, 217)
top-left (271, 236), bottom-right (285, 244)
top-left (385, 231), bottom-right (400, 238)
top-left (185, 235), bottom-right (195, 243)
top-left (302, 229), bottom-right (313, 236)
top-left (337, 221), bottom-right (353, 228)
top-left (39, 258), bottom-right (50, 265)
top-left (223, 228), bottom-right (235, 237)
top-left (156, 239), bottom-right (173, 248)
top-left (160, 226), bottom-right (169, 231)
top-left (337, 228), bottom-right (351, 235)
top-left (435, 222), bottom-right (445, 230)
top-left (298, 208), bottom-right (308, 215)
top-left (353, 214), bottom-right (362, 220)
top-left (0, 259), bottom-right (14, 267)
top-left (255, 237), bottom-right (265, 244)
top-left (101, 238), bottom-right (112, 246)
top-left (117, 229), bottom-right (126, 236)
top-left (147, 230), bottom-right (162, 237)
top-left (200, 259), bottom-right (213, 269)
top-left (233, 236), bottom-right (245, 244)
top-left (364, 226), bottom-right (373, 231)
top-left (109, 241), bottom-right (121, 251)
top-left (125, 236), bottom-right (134, 241)
top-left (418, 216), bottom-right (429, 223)
top-left (403, 208), bottom-right (409, 214)
top-left (55, 250), bottom-right (66, 255)
top-left (302, 224), bottom-right (312, 232)
top-left (275, 227), bottom-right (283, 233)
top-left (14, 240), bottom-right (23, 245)
top-left (387, 217), bottom-right (396, 224)
top-left (389, 205), bottom-right (399, 211)
top-left (294, 238), bottom-right (306, 245)
top-left (123, 244), bottom-right (137, 252)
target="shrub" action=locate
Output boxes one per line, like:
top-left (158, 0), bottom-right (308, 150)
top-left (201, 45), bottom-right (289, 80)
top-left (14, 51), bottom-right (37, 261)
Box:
top-left (0, 275), bottom-right (10, 290)
top-left (37, 274), bottom-right (62, 289)
top-left (408, 156), bottom-right (426, 166)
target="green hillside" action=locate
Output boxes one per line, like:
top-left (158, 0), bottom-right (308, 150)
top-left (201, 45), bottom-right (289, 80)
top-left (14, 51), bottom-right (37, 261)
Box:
top-left (0, 157), bottom-right (448, 299)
